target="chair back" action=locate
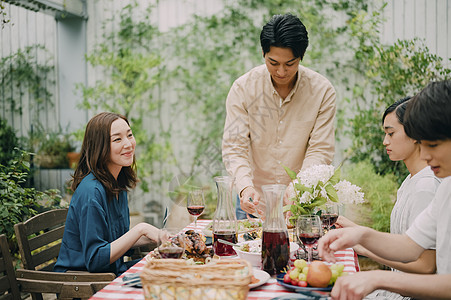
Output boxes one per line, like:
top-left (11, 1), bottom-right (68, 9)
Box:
top-left (0, 234), bottom-right (21, 300)
top-left (13, 208), bottom-right (116, 300)
top-left (14, 208), bottom-right (68, 271)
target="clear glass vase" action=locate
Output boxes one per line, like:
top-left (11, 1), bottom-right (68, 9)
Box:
top-left (212, 176), bottom-right (238, 256)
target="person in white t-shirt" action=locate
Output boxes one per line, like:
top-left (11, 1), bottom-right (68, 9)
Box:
top-left (337, 97), bottom-right (440, 276)
top-left (318, 80), bottom-right (451, 299)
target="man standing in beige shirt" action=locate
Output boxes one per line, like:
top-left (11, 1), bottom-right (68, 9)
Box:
top-left (222, 14), bottom-right (336, 219)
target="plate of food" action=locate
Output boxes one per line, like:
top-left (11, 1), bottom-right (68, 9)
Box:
top-left (249, 269), bottom-right (270, 289)
top-left (202, 219), bottom-right (263, 237)
top-left (147, 230), bottom-right (215, 264)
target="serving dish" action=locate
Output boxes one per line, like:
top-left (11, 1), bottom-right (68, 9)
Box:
top-left (276, 274), bottom-right (333, 292)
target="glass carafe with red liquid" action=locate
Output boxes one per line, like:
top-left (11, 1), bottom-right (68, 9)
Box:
top-left (261, 184), bottom-right (290, 275)
top-left (212, 176), bottom-right (238, 256)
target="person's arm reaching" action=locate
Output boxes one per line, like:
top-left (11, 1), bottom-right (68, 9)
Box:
top-left (336, 216), bottom-right (436, 274)
top-left (318, 226), bottom-right (424, 263)
top-left (330, 271), bottom-right (451, 300)
top-left (110, 222), bottom-right (161, 264)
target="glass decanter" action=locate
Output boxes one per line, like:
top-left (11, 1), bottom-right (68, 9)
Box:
top-left (212, 176), bottom-right (238, 256)
top-left (261, 184), bottom-right (290, 275)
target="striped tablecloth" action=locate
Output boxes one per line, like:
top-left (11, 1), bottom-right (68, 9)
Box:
top-left (90, 220), bottom-right (359, 300)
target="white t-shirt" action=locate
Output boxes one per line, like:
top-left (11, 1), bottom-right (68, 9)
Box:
top-left (391, 166), bottom-right (441, 234)
top-left (406, 176), bottom-right (451, 274)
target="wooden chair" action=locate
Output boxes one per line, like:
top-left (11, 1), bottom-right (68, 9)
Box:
top-left (0, 234), bottom-right (21, 300)
top-left (14, 208), bottom-right (116, 300)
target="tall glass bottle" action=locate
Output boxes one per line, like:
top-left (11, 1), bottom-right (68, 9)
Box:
top-left (261, 184), bottom-right (290, 275)
top-left (212, 176), bottom-right (238, 256)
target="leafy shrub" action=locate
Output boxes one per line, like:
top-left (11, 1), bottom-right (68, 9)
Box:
top-left (342, 160), bottom-right (398, 232)
top-left (0, 117), bottom-right (20, 166)
top-left (0, 151), bottom-right (63, 251)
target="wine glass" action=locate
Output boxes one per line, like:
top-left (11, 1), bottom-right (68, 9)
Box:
top-left (296, 215), bottom-right (322, 263)
top-left (157, 229), bottom-right (185, 259)
top-left (320, 203), bottom-right (340, 234)
top-left (187, 189), bottom-right (205, 232)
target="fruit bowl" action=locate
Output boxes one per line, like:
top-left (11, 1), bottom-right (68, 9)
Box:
top-left (276, 273), bottom-right (333, 292)
top-left (233, 240), bottom-right (299, 268)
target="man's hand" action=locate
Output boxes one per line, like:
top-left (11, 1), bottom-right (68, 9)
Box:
top-left (240, 186), bottom-right (263, 217)
top-left (331, 270), bottom-right (383, 300)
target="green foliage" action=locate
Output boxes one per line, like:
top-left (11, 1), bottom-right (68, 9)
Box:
top-left (337, 4), bottom-right (451, 183)
top-left (0, 45), bottom-right (54, 121)
top-left (0, 151), bottom-right (63, 248)
top-left (77, 2), bottom-right (171, 192)
top-left (0, 1), bottom-right (10, 28)
top-left (30, 125), bottom-right (76, 169)
top-left (0, 117), bottom-right (20, 166)
top-left (342, 161), bottom-right (398, 232)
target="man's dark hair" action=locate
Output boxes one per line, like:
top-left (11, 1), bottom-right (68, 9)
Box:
top-left (260, 14), bottom-right (309, 59)
top-left (404, 80), bottom-right (451, 141)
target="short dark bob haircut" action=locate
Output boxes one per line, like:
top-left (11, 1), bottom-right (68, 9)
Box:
top-left (260, 14), bottom-right (309, 60)
top-left (404, 80), bottom-right (451, 141)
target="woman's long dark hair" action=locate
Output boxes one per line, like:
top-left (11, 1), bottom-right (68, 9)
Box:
top-left (71, 112), bottom-right (138, 200)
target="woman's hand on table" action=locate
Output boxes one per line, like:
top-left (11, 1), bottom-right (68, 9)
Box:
top-left (331, 270), bottom-right (383, 300)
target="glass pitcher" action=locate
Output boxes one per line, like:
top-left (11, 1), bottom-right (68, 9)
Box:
top-left (212, 176), bottom-right (238, 256)
top-left (261, 184), bottom-right (290, 275)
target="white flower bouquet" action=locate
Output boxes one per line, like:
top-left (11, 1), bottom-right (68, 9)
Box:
top-left (283, 164), bottom-right (365, 225)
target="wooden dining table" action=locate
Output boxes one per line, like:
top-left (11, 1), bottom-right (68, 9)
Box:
top-left (90, 220), bottom-right (359, 300)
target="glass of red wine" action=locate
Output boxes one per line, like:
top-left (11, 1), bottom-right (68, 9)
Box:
top-left (187, 189), bottom-right (205, 232)
top-left (296, 215), bottom-right (322, 263)
top-left (157, 230), bottom-right (185, 259)
top-left (320, 204), bottom-right (340, 234)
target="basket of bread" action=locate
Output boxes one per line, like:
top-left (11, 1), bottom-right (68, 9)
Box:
top-left (140, 258), bottom-right (252, 300)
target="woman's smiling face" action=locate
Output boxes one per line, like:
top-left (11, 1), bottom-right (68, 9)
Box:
top-left (107, 118), bottom-right (136, 178)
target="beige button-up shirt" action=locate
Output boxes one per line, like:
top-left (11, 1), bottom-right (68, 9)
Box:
top-left (222, 64), bottom-right (336, 197)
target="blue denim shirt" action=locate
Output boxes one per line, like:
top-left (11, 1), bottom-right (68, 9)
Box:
top-left (54, 173), bottom-right (134, 275)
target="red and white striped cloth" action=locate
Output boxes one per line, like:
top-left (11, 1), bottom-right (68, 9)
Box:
top-left (90, 220), bottom-right (359, 300)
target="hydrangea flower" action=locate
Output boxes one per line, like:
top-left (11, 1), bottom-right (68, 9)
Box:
top-left (283, 164), bottom-right (365, 223)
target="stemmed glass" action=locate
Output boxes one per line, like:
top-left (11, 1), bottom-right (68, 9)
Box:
top-left (157, 229), bottom-right (185, 259)
top-left (320, 203), bottom-right (340, 234)
top-left (296, 215), bottom-right (323, 263)
top-left (187, 189), bottom-right (205, 232)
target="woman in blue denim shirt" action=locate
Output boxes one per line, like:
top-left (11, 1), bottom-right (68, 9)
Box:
top-left (54, 112), bottom-right (162, 275)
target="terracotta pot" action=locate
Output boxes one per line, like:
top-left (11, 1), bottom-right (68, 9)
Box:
top-left (67, 152), bottom-right (81, 169)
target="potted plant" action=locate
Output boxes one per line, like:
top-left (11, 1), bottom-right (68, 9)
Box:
top-left (33, 127), bottom-right (77, 169)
